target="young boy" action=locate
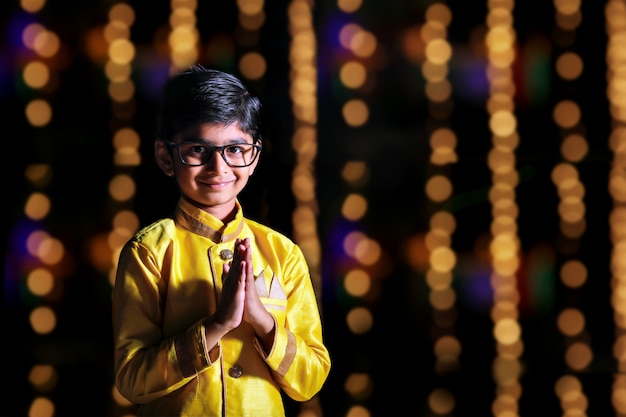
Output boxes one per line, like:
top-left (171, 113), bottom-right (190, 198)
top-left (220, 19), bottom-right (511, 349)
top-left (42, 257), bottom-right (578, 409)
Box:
top-left (112, 65), bottom-right (331, 416)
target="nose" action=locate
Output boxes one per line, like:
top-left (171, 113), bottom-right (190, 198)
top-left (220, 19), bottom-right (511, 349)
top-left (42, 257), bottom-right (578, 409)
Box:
top-left (204, 148), bottom-right (229, 171)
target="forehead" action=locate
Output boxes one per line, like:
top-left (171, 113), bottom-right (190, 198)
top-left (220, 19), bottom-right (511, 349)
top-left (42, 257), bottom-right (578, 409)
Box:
top-left (178, 122), bottom-right (251, 143)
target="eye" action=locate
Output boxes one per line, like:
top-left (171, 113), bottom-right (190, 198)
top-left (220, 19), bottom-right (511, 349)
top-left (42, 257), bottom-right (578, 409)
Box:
top-left (225, 144), bottom-right (245, 154)
top-left (189, 144), bottom-right (210, 154)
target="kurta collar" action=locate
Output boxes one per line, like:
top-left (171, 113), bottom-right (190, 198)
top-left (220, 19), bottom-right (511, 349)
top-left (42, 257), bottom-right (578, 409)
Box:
top-left (174, 197), bottom-right (245, 243)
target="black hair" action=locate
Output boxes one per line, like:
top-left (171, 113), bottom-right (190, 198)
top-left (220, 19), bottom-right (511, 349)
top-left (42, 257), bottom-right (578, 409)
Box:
top-left (157, 65), bottom-right (263, 144)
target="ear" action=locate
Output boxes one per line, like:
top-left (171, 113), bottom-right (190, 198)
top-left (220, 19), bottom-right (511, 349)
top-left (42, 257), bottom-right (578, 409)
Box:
top-left (155, 140), bottom-right (175, 177)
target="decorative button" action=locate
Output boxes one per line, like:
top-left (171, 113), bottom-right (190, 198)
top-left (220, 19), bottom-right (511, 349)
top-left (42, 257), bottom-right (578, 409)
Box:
top-left (220, 249), bottom-right (233, 260)
top-left (229, 364), bottom-right (243, 378)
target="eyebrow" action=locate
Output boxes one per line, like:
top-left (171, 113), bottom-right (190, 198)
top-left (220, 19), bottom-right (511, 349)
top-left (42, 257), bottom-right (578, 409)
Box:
top-left (181, 137), bottom-right (250, 145)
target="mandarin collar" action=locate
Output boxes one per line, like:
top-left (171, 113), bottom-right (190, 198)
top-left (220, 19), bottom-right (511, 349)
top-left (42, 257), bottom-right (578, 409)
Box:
top-left (174, 197), bottom-right (244, 243)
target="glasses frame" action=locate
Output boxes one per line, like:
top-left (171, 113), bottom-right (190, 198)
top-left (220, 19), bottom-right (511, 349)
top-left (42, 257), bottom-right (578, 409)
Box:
top-left (166, 140), bottom-right (262, 168)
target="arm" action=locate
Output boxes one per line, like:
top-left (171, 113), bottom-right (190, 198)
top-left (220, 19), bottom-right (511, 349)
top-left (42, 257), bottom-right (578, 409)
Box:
top-left (112, 241), bottom-right (219, 404)
top-left (256, 242), bottom-right (332, 401)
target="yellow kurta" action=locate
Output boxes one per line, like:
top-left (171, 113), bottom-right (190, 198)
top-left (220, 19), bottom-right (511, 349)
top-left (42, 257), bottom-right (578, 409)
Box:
top-left (112, 197), bottom-right (331, 416)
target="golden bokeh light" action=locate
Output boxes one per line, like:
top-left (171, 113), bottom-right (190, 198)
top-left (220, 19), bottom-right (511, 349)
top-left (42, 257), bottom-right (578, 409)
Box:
top-left (24, 192), bottom-right (51, 221)
top-left (108, 79), bottom-right (135, 102)
top-left (556, 52), bottom-right (583, 80)
top-left (426, 269), bottom-right (452, 290)
top-left (565, 341), bottom-right (592, 370)
top-left (337, 0), bottom-right (362, 14)
top-left (429, 287), bottom-right (456, 310)
top-left (493, 318), bottom-right (521, 345)
top-left (109, 2), bottom-right (135, 25)
top-left (557, 308), bottom-right (585, 337)
top-left (349, 29), bottom-right (376, 58)
top-left (25, 163), bottom-right (52, 187)
top-left (345, 405), bottom-right (371, 417)
top-left (428, 388), bottom-right (455, 414)
top-left (344, 372), bottom-right (372, 399)
top-left (25, 99), bottom-right (52, 127)
top-left (33, 30), bottom-right (60, 57)
top-left (21, 0), bottom-right (45, 13)
top-left (342, 99), bottom-right (369, 127)
top-left (28, 397), bottom-right (54, 417)
top-left (28, 364), bottom-right (57, 392)
top-left (239, 52), bottom-right (267, 80)
top-left (425, 175), bottom-right (453, 202)
top-left (109, 174), bottom-right (136, 202)
top-left (352, 238), bottom-right (381, 266)
top-left (340, 61), bottom-right (367, 89)
top-left (23, 61), bottom-right (49, 89)
top-left (341, 193), bottom-right (367, 221)
top-left (341, 161), bottom-right (369, 186)
top-left (30, 306), bottom-right (57, 335)
top-left (344, 269), bottom-right (371, 297)
top-left (27, 268), bottom-right (54, 297)
top-left (553, 100), bottom-right (581, 128)
top-left (346, 306), bottom-right (373, 334)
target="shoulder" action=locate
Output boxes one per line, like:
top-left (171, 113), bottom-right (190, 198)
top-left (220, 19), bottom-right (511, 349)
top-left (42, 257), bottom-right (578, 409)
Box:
top-left (124, 217), bottom-right (176, 252)
top-left (133, 217), bottom-right (175, 240)
top-left (116, 217), bottom-right (176, 272)
top-left (244, 218), bottom-right (304, 255)
top-left (245, 217), bottom-right (291, 241)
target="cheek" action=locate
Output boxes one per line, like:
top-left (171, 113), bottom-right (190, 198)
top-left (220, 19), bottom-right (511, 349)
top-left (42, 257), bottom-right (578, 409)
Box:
top-left (175, 167), bottom-right (197, 185)
top-left (246, 164), bottom-right (258, 176)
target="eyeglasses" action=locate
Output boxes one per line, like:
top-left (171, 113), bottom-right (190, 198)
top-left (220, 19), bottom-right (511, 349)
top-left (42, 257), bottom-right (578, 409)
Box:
top-left (167, 141), bottom-right (262, 168)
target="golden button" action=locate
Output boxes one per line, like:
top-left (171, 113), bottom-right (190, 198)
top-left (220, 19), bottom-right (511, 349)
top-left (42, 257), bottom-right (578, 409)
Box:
top-left (228, 364), bottom-right (243, 378)
top-left (220, 249), bottom-right (233, 260)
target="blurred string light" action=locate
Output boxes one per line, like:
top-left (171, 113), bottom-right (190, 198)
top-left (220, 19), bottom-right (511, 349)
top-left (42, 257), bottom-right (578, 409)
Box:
top-left (287, 0), bottom-right (322, 299)
top-left (14, 0), bottom-right (70, 416)
top-left (168, 0), bottom-right (199, 72)
top-left (484, 1), bottom-right (524, 416)
top-left (234, 0), bottom-right (269, 237)
top-left (329, 0), bottom-right (387, 415)
top-left (550, 0), bottom-right (591, 415)
top-left (236, 0), bottom-right (266, 81)
top-left (103, 2), bottom-right (139, 414)
top-left (605, 1), bottom-right (626, 415)
top-left (420, 3), bottom-right (459, 416)
top-left (337, 19), bottom-right (375, 127)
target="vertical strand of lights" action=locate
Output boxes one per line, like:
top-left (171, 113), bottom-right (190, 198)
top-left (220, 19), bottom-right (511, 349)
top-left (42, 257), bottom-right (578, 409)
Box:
top-left (287, 0), bottom-right (321, 296)
top-left (288, 1), bottom-right (325, 415)
top-left (333, 0), bottom-right (382, 414)
top-left (233, 0), bottom-right (267, 246)
top-left (103, 2), bottom-right (140, 413)
top-left (550, 1), bottom-right (591, 415)
top-left (19, 1), bottom-right (65, 415)
top-left (605, 1), bottom-right (626, 415)
top-left (420, 3), bottom-right (460, 416)
top-left (235, 0), bottom-right (266, 82)
top-left (168, 0), bottom-right (199, 73)
top-left (484, 1), bottom-right (524, 415)
top-left (332, 0), bottom-right (387, 413)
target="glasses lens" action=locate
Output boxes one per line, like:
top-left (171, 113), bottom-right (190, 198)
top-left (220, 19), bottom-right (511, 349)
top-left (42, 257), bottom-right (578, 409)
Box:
top-left (178, 143), bottom-right (213, 166)
top-left (223, 144), bottom-right (257, 167)
top-left (177, 142), bottom-right (259, 167)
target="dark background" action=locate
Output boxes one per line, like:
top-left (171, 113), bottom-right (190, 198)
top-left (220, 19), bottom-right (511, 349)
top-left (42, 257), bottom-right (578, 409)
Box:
top-left (2, 1), bottom-right (618, 416)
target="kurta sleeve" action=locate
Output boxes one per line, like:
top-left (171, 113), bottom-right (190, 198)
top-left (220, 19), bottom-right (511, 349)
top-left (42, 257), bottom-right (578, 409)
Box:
top-left (253, 243), bottom-right (331, 401)
top-left (112, 239), bottom-right (220, 404)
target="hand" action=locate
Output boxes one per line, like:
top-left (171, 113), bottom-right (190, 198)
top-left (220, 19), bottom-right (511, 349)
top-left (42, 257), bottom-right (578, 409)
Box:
top-left (237, 238), bottom-right (276, 349)
top-left (213, 239), bottom-right (246, 331)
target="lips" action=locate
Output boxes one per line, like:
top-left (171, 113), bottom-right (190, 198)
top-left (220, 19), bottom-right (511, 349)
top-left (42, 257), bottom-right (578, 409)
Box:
top-left (199, 178), bottom-right (235, 189)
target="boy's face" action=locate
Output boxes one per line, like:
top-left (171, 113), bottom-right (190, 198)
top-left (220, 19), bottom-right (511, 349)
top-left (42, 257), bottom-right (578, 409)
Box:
top-left (156, 122), bottom-right (260, 221)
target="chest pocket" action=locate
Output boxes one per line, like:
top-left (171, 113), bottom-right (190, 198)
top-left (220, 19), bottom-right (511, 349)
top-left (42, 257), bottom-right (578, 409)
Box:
top-left (255, 267), bottom-right (287, 327)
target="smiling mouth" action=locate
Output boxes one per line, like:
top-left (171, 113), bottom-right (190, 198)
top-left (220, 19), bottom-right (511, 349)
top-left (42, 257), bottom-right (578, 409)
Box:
top-left (200, 179), bottom-right (233, 189)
